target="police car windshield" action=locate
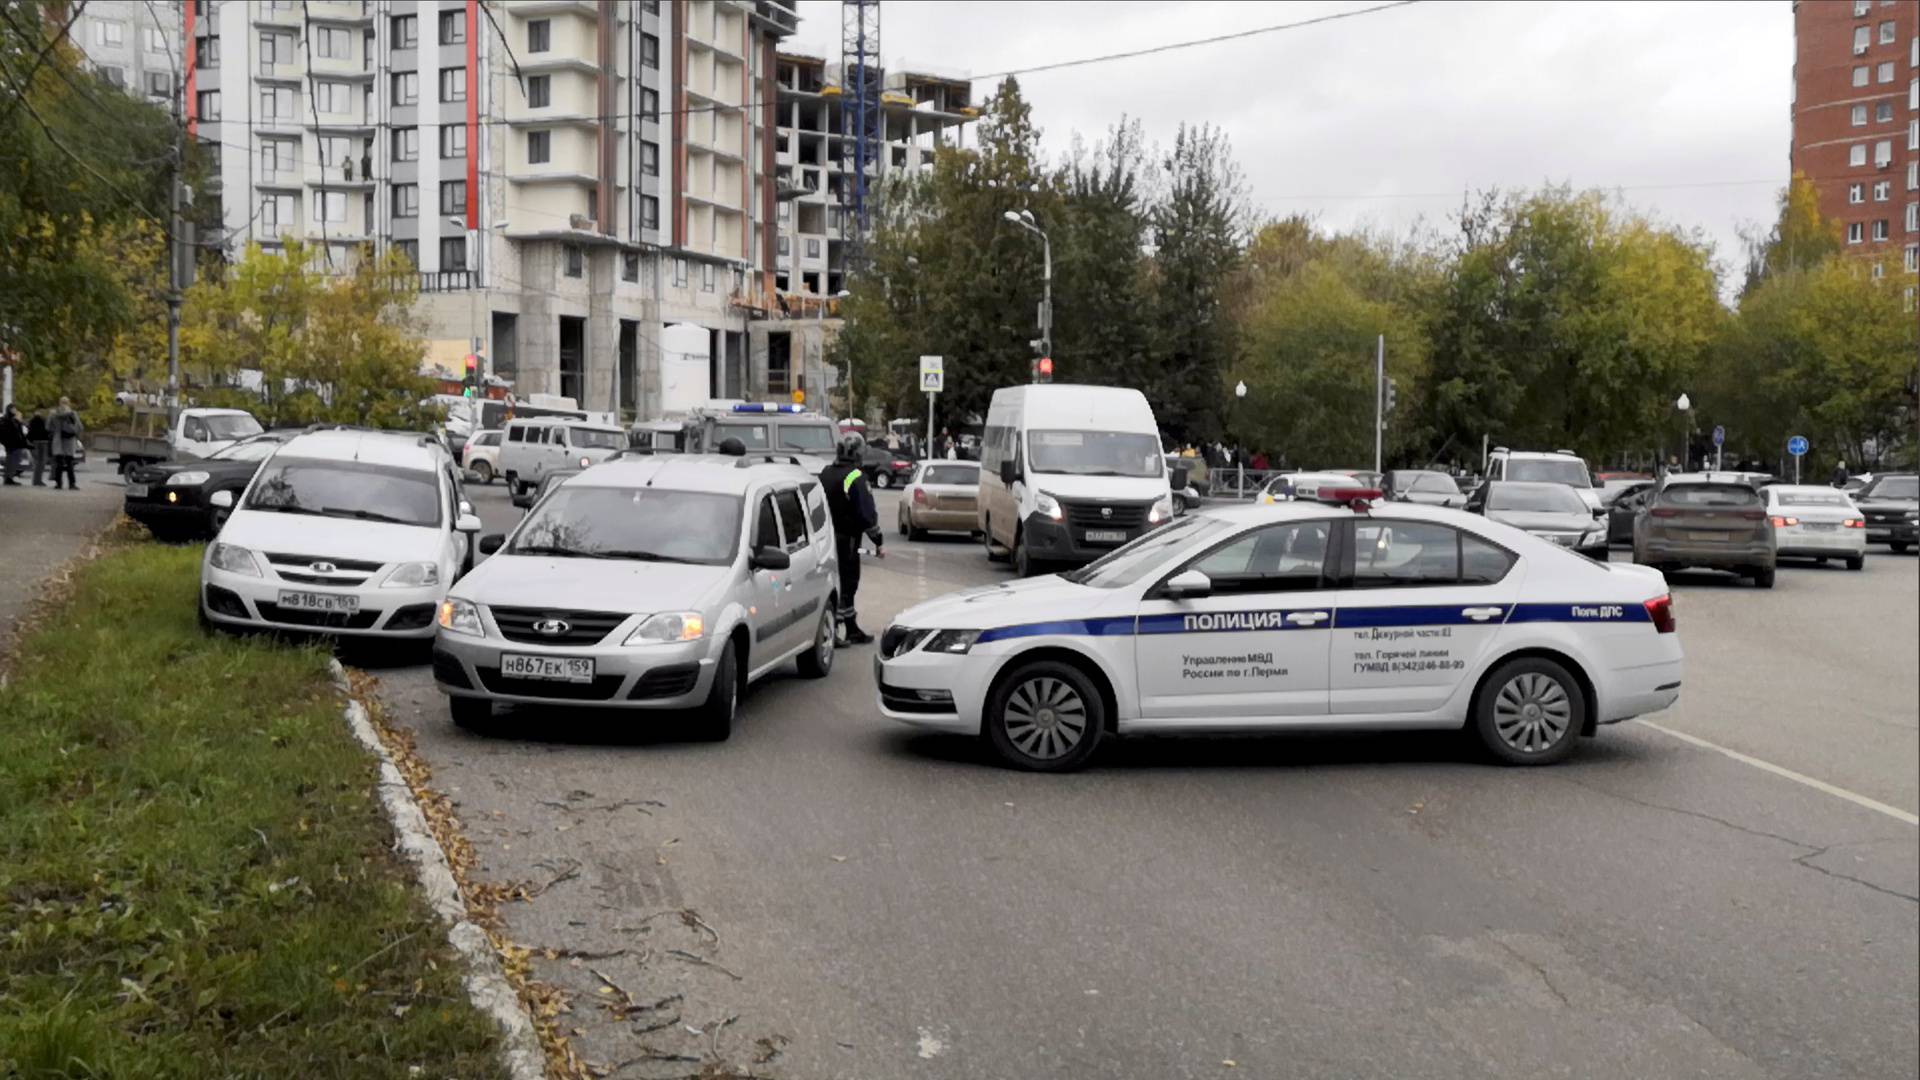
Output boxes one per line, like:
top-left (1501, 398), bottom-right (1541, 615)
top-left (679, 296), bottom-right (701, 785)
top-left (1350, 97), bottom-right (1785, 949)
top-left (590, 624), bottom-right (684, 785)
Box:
top-left (1061, 515), bottom-right (1229, 589)
top-left (509, 487), bottom-right (743, 565)
top-left (1488, 484), bottom-right (1587, 514)
top-left (1028, 430), bottom-right (1162, 478)
top-left (777, 424), bottom-right (837, 453)
top-left (1506, 458), bottom-right (1592, 487)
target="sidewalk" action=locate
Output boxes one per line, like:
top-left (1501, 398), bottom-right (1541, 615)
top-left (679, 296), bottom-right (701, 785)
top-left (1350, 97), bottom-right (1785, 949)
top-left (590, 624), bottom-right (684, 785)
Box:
top-left (0, 462), bottom-right (125, 645)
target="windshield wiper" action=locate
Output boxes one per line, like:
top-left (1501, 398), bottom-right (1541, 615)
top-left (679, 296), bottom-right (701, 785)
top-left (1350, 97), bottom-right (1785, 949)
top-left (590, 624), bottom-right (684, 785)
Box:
top-left (1053, 468), bottom-right (1142, 478)
top-left (248, 504), bottom-right (327, 517)
top-left (510, 544), bottom-right (598, 559)
top-left (594, 549), bottom-right (702, 563)
top-left (317, 507), bottom-right (418, 525)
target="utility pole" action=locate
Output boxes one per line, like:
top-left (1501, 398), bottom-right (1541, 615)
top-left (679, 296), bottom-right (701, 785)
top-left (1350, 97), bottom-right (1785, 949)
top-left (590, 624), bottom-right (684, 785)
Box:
top-left (1372, 334), bottom-right (1384, 476)
top-left (165, 31), bottom-right (188, 429)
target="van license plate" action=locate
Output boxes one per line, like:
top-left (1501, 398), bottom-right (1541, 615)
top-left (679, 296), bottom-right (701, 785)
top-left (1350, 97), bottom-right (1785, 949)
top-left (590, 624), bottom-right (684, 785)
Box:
top-left (277, 590), bottom-right (359, 613)
top-left (500, 654), bottom-right (594, 683)
top-left (1084, 529), bottom-right (1127, 544)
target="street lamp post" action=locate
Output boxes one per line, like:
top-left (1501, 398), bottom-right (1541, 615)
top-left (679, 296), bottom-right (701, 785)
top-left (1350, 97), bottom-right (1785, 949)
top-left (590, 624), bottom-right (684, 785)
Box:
top-left (1003, 210), bottom-right (1051, 379)
top-left (1675, 392), bottom-right (1692, 473)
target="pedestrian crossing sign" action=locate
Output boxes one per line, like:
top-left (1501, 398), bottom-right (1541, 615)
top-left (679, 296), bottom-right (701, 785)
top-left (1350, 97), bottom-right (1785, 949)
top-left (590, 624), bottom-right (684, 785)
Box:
top-left (919, 355), bottom-right (944, 393)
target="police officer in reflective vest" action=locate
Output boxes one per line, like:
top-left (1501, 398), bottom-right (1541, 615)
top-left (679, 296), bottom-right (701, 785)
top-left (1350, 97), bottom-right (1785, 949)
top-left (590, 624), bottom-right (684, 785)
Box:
top-left (820, 433), bottom-right (883, 645)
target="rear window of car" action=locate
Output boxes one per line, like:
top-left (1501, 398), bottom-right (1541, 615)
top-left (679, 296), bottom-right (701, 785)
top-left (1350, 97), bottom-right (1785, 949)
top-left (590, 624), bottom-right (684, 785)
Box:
top-left (1776, 491), bottom-right (1849, 507)
top-left (923, 465), bottom-right (977, 485)
top-left (1505, 458), bottom-right (1591, 487)
top-left (1660, 484), bottom-right (1758, 507)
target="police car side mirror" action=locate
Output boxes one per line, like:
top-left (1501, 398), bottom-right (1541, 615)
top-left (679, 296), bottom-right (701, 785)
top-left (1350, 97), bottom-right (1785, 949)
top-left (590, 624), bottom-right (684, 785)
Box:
top-left (999, 459), bottom-right (1017, 486)
top-left (750, 546), bottom-right (791, 572)
top-left (1163, 569), bottom-right (1212, 598)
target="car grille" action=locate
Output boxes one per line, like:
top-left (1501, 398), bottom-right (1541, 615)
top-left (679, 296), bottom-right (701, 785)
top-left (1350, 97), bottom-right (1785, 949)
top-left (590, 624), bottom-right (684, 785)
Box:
top-left (265, 552), bottom-right (385, 573)
top-left (629, 664), bottom-right (700, 699)
top-left (1063, 500), bottom-right (1150, 530)
top-left (488, 606), bottom-right (628, 646)
top-left (277, 569), bottom-right (374, 586)
top-left (1864, 509), bottom-right (1903, 523)
top-left (476, 668), bottom-right (625, 701)
top-left (255, 602), bottom-right (382, 630)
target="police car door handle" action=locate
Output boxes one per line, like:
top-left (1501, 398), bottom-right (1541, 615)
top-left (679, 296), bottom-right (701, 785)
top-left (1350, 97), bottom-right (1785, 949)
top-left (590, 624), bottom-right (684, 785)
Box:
top-left (1285, 611), bottom-right (1329, 625)
top-left (1462, 606), bottom-right (1503, 621)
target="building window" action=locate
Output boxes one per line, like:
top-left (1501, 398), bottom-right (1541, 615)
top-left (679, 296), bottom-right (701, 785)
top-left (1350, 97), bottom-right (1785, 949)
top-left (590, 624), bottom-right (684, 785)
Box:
top-left (1853, 104), bottom-right (1868, 126)
top-left (440, 67), bottom-right (466, 103)
top-left (392, 14), bottom-right (417, 49)
top-left (1875, 180), bottom-right (1891, 201)
top-left (145, 26), bottom-right (167, 52)
top-left (642, 195), bottom-right (659, 229)
top-left (1847, 182), bottom-right (1863, 204)
top-left (259, 193), bottom-right (296, 233)
top-left (1910, 160), bottom-right (1918, 190)
top-left (528, 74), bottom-right (550, 108)
top-left (1878, 101), bottom-right (1895, 122)
top-left (528, 19), bottom-right (550, 53)
top-left (315, 80), bottom-right (351, 115)
top-left (1848, 221), bottom-right (1865, 244)
top-left (313, 190), bottom-right (347, 223)
top-left (644, 0), bottom-right (659, 12)
top-left (642, 33), bottom-right (660, 69)
top-left (392, 127), bottom-right (418, 161)
top-left (94, 19), bottom-right (125, 46)
top-left (1910, 78), bottom-right (1917, 110)
top-left (777, 234), bottom-right (789, 255)
top-left (1879, 61), bottom-right (1895, 83)
top-left (441, 236), bottom-right (468, 272)
top-left (777, 200), bottom-right (790, 222)
top-left (1907, 245), bottom-right (1919, 272)
top-left (1855, 65), bottom-right (1871, 87)
top-left (257, 85), bottom-right (293, 122)
top-left (440, 180), bottom-right (467, 216)
top-left (622, 251), bottom-right (639, 281)
top-left (440, 123), bottom-right (466, 159)
top-left (393, 238), bottom-right (418, 267)
top-left (317, 135), bottom-right (351, 172)
top-left (1911, 118), bottom-right (1920, 148)
top-left (565, 245), bottom-right (584, 277)
top-left (195, 34), bottom-right (219, 68)
top-left (1856, 26), bottom-right (1872, 52)
top-left (1854, 0), bottom-right (1871, 14)
top-left (393, 183), bottom-right (419, 218)
top-left (1873, 219), bottom-right (1890, 241)
top-left (439, 10), bottom-right (466, 46)
top-left (1880, 20), bottom-right (1897, 45)
top-left (1906, 201), bottom-right (1917, 232)
top-left (259, 138), bottom-right (296, 180)
top-left (315, 26), bottom-right (350, 59)
top-left (672, 258), bottom-right (687, 286)
top-left (1851, 143), bottom-right (1869, 166)
top-left (641, 87), bottom-right (658, 118)
top-left (702, 263), bottom-right (715, 292)
top-left (641, 140), bottom-right (659, 176)
top-left (528, 130), bottom-right (551, 164)
top-left (1876, 138), bottom-right (1893, 164)
top-left (196, 89), bottom-right (219, 120)
top-left (1872, 261), bottom-right (1886, 279)
top-left (805, 238), bottom-right (820, 258)
top-left (392, 71), bottom-right (418, 106)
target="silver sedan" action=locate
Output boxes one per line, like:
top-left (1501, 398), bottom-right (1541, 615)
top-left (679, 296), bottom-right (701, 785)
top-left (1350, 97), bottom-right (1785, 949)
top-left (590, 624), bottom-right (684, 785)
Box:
top-left (898, 460), bottom-right (981, 539)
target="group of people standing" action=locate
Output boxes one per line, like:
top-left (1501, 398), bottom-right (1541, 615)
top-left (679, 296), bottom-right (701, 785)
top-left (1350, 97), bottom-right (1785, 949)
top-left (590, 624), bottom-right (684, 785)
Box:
top-left (1, 398), bottom-right (85, 490)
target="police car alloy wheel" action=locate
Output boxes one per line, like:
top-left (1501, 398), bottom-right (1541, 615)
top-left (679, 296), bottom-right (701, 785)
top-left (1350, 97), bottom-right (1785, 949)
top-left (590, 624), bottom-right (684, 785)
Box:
top-left (985, 660), bottom-right (1105, 771)
top-left (1474, 657), bottom-right (1584, 765)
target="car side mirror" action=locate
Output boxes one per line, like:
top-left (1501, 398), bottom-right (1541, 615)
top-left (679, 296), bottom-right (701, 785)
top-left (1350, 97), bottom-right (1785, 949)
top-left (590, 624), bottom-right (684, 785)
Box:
top-left (1163, 569), bottom-right (1212, 598)
top-left (999, 459), bottom-right (1017, 486)
top-left (456, 512), bottom-right (483, 533)
top-left (750, 546), bottom-right (791, 571)
top-left (1592, 507), bottom-right (1606, 519)
top-left (209, 489), bottom-right (234, 509)
top-left (478, 533), bottom-right (506, 555)
top-left (458, 499), bottom-right (474, 516)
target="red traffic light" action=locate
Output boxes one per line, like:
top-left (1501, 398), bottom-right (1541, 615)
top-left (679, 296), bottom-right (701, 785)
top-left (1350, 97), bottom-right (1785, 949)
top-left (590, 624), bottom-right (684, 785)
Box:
top-left (464, 353), bottom-right (478, 373)
top-left (1034, 356), bottom-right (1054, 382)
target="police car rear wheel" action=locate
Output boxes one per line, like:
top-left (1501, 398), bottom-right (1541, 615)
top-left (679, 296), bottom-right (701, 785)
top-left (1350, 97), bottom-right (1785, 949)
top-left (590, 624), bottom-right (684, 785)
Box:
top-left (986, 661), bottom-right (1104, 772)
top-left (1475, 658), bottom-right (1583, 765)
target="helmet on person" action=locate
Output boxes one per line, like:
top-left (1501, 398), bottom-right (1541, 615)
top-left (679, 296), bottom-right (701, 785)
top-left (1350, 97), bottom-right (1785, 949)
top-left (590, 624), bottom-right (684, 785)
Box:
top-left (837, 432), bottom-right (866, 463)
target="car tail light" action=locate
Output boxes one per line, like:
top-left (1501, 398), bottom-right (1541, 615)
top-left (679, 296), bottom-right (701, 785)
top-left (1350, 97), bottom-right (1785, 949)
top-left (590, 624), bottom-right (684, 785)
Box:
top-left (1844, 518), bottom-right (1865, 528)
top-left (912, 488), bottom-right (928, 506)
top-left (1650, 507), bottom-right (1680, 518)
top-left (893, 460), bottom-right (910, 469)
top-left (1769, 516), bottom-right (1798, 527)
top-left (1644, 594), bottom-right (1676, 634)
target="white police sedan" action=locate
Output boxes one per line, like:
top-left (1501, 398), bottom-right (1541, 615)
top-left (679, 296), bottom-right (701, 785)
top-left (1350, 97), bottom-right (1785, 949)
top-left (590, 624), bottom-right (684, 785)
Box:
top-left (875, 489), bottom-right (1682, 771)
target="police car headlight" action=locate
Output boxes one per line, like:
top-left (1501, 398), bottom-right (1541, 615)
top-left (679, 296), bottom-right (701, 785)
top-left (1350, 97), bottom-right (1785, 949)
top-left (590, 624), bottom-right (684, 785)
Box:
top-left (1148, 497), bottom-right (1173, 525)
top-left (383, 561), bottom-right (441, 588)
top-left (1033, 491), bottom-right (1064, 522)
top-left (625, 611), bottom-right (705, 644)
top-left (208, 541), bottom-right (262, 577)
top-left (438, 597), bottom-right (483, 636)
top-left (166, 470), bottom-right (210, 486)
top-left (923, 629), bottom-right (981, 655)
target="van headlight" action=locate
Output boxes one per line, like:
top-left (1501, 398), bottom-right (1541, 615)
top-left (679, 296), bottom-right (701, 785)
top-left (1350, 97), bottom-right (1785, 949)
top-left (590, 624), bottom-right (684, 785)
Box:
top-left (1148, 496), bottom-right (1173, 525)
top-left (438, 597), bottom-right (483, 635)
top-left (166, 470), bottom-right (210, 486)
top-left (383, 561), bottom-right (441, 588)
top-left (208, 542), bottom-right (262, 577)
top-left (1034, 491), bottom-right (1064, 522)
top-left (625, 611), bottom-right (705, 644)
top-left (923, 629), bottom-right (981, 655)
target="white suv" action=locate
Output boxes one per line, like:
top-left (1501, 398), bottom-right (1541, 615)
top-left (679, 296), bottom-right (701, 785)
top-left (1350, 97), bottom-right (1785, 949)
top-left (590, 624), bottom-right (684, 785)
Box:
top-left (200, 429), bottom-right (481, 639)
top-left (1485, 448), bottom-right (1601, 511)
top-left (498, 417), bottom-right (627, 497)
top-left (461, 429), bottom-right (504, 484)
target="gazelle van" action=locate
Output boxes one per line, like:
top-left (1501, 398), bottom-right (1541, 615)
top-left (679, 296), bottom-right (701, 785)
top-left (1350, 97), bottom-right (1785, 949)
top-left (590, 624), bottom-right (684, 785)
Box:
top-left (498, 417), bottom-right (627, 497)
top-left (977, 384), bottom-right (1174, 577)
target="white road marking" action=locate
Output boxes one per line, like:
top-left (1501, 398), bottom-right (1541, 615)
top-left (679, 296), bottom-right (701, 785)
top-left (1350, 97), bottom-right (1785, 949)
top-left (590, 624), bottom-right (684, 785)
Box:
top-left (916, 1027), bottom-right (948, 1059)
top-left (1640, 720), bottom-right (1919, 827)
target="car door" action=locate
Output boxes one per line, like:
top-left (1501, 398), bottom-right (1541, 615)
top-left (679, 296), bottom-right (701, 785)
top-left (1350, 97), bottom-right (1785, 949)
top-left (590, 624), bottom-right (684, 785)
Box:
top-left (772, 485), bottom-right (825, 654)
top-left (1132, 518), bottom-right (1338, 720)
top-left (1329, 517), bottom-right (1523, 717)
top-left (178, 415), bottom-right (212, 459)
top-left (746, 491), bottom-right (789, 655)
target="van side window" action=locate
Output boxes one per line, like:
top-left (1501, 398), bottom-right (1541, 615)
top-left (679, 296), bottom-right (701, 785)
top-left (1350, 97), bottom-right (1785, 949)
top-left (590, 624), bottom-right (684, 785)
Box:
top-left (553, 428), bottom-right (569, 448)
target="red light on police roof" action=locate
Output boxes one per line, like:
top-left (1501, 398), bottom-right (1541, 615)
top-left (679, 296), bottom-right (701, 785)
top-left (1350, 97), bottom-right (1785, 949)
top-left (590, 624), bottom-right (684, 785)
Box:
top-left (1316, 487), bottom-right (1382, 510)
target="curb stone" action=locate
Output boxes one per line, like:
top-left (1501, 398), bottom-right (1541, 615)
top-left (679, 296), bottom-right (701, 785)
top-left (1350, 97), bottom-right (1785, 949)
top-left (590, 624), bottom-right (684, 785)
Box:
top-left (328, 660), bottom-right (547, 1080)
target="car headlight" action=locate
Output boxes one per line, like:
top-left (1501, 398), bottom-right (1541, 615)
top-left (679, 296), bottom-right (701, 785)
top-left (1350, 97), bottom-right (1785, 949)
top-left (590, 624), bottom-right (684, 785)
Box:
top-left (166, 470), bottom-right (210, 486)
top-left (1034, 491), bottom-right (1064, 522)
top-left (624, 611), bottom-right (705, 645)
top-left (208, 541), bottom-right (262, 577)
top-left (1148, 496), bottom-right (1173, 525)
top-left (922, 629), bottom-right (981, 655)
top-left (438, 597), bottom-right (483, 635)
top-left (383, 561), bottom-right (441, 588)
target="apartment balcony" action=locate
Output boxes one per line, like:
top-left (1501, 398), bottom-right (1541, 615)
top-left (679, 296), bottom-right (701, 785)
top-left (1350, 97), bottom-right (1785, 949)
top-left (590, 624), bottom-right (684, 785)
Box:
top-left (417, 270), bottom-right (479, 292)
top-left (505, 168), bottom-right (598, 188)
top-left (517, 54), bottom-right (601, 76)
top-left (305, 0), bottom-right (374, 24)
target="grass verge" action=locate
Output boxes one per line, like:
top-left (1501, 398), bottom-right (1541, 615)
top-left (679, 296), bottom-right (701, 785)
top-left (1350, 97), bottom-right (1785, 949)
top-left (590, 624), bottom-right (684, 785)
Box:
top-left (0, 540), bottom-right (507, 1079)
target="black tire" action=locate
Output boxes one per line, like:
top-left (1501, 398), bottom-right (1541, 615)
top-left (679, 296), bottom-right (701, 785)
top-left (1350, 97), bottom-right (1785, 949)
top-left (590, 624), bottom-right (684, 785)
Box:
top-left (796, 605), bottom-right (835, 679)
top-left (1472, 656), bottom-right (1586, 766)
top-left (1013, 532), bottom-right (1040, 578)
top-left (693, 639), bottom-right (740, 741)
top-left (1846, 555), bottom-right (1865, 571)
top-left (897, 510), bottom-right (910, 538)
top-left (504, 471), bottom-right (520, 495)
top-left (449, 695), bottom-right (492, 730)
top-left (473, 459), bottom-right (494, 485)
top-left (1752, 566), bottom-right (1776, 589)
top-left (984, 518), bottom-right (1008, 562)
top-left (984, 659), bottom-right (1106, 772)
top-left (908, 524), bottom-right (928, 542)
top-left (872, 471), bottom-right (891, 490)
top-left (1893, 541), bottom-right (1910, 554)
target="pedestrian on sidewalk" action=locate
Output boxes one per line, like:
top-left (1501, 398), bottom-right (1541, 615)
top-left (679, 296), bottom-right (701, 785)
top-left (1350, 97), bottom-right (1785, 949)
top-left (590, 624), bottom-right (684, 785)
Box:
top-left (0, 404), bottom-right (26, 485)
top-left (26, 408), bottom-right (50, 486)
top-left (49, 397), bottom-right (83, 491)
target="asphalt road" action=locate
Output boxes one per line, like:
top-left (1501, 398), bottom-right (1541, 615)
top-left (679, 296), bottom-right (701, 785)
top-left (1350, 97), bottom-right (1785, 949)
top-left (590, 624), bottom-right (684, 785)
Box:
top-left (365, 482), bottom-right (1919, 1079)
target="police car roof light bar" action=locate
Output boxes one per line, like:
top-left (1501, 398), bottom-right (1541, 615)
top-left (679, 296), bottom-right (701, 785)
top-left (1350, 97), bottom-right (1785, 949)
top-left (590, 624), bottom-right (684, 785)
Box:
top-left (731, 403), bottom-right (808, 414)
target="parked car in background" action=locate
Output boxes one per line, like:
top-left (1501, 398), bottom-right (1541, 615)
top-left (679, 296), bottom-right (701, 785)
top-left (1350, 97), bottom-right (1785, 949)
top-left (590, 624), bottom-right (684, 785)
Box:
top-left (1763, 485), bottom-right (1866, 570)
top-left (1485, 448), bottom-right (1600, 511)
top-left (92, 406), bottom-right (264, 474)
top-left (461, 429), bottom-right (504, 484)
top-left (1466, 480), bottom-right (1608, 560)
top-left (898, 460), bottom-right (981, 539)
top-left (1604, 481), bottom-right (1658, 545)
top-left (1257, 471), bottom-right (1365, 505)
top-left (498, 417), bottom-right (626, 497)
top-left (124, 431), bottom-right (296, 540)
top-left (1384, 469), bottom-right (1466, 508)
top-left (512, 467), bottom-right (583, 512)
top-left (1852, 473), bottom-right (1918, 552)
top-left (860, 445), bottom-right (916, 489)
top-left (1633, 473), bottom-right (1776, 587)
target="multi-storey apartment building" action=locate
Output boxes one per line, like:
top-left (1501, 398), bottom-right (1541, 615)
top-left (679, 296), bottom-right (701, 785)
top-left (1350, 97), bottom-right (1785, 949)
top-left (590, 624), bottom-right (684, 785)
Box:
top-left (1791, 0), bottom-right (1918, 301)
top-left (69, 0), bottom-right (184, 106)
top-left (180, 0), bottom-right (799, 416)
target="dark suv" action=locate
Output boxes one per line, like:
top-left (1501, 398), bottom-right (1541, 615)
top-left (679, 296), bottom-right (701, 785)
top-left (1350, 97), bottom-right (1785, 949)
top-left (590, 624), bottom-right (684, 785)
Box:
top-left (1632, 474), bottom-right (1776, 587)
top-left (1854, 473), bottom-right (1918, 553)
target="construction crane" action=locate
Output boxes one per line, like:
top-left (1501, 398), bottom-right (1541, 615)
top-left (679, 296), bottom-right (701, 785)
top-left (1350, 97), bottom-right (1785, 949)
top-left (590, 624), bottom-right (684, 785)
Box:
top-left (840, 0), bottom-right (881, 275)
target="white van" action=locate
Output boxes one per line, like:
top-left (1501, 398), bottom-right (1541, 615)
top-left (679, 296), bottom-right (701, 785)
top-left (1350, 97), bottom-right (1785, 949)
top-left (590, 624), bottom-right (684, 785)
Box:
top-left (498, 417), bottom-right (627, 496)
top-left (977, 384), bottom-right (1174, 576)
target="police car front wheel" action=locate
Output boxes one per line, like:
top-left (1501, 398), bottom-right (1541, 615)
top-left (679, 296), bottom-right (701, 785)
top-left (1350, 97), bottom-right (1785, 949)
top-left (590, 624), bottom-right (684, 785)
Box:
top-left (985, 660), bottom-right (1106, 772)
top-left (1473, 657), bottom-right (1584, 765)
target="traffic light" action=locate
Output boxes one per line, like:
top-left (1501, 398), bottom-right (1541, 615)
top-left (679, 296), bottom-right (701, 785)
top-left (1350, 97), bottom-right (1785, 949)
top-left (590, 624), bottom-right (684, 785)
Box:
top-left (462, 354), bottom-right (479, 397)
top-left (1033, 356), bottom-right (1054, 383)
top-left (1384, 376), bottom-right (1398, 414)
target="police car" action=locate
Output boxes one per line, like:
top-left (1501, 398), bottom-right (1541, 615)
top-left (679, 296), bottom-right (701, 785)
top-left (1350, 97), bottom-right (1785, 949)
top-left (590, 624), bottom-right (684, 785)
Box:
top-left (875, 487), bottom-right (1681, 771)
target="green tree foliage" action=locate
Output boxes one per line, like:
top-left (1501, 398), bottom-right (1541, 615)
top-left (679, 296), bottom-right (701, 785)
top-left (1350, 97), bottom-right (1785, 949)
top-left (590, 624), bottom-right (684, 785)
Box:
top-left (1146, 124), bottom-right (1246, 443)
top-left (1741, 173), bottom-right (1842, 296)
top-left (182, 241), bottom-right (434, 428)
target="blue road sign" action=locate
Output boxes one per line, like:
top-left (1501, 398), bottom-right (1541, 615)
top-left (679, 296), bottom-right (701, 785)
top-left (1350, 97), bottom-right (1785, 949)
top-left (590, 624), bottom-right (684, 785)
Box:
top-left (1711, 425), bottom-right (1725, 448)
top-left (1787, 435), bottom-right (1809, 457)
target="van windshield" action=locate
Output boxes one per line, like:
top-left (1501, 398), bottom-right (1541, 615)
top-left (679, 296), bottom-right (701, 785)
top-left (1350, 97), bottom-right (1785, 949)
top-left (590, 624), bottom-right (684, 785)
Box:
top-left (711, 422), bottom-right (770, 449)
top-left (777, 424), bottom-right (837, 453)
top-left (1028, 430), bottom-right (1162, 478)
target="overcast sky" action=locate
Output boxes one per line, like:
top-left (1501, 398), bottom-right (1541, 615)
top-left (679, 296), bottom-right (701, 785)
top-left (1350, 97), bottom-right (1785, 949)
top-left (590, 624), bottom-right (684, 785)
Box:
top-left (790, 0), bottom-right (1791, 287)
